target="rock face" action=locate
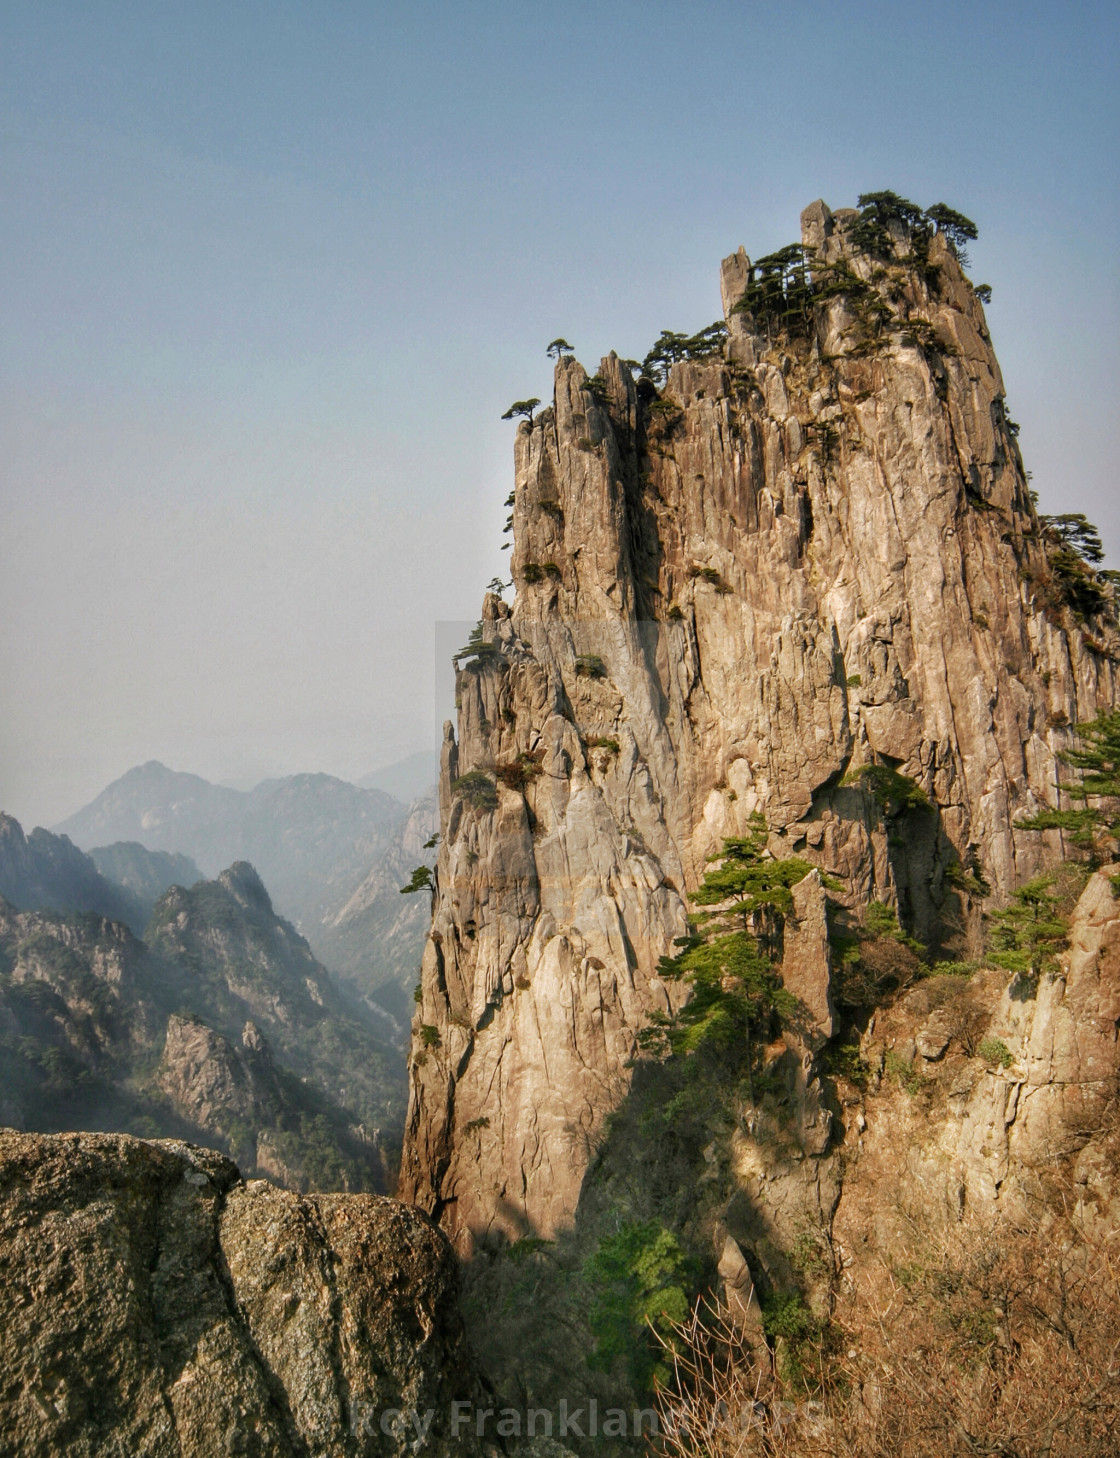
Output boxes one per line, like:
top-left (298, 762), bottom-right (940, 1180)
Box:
top-left (401, 200), bottom-right (1118, 1247)
top-left (0, 1130), bottom-right (481, 1457)
top-left (834, 864), bottom-right (1120, 1272)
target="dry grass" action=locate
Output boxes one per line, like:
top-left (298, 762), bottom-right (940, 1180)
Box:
top-left (652, 1189), bottom-right (1120, 1457)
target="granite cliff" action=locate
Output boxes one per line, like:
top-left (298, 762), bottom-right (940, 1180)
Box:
top-left (400, 197), bottom-right (1118, 1249)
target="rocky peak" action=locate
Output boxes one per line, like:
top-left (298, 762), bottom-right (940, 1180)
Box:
top-left (401, 200), bottom-right (1118, 1248)
top-left (218, 858), bottom-right (273, 913)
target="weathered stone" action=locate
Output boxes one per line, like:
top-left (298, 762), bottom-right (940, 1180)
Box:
top-left (780, 869), bottom-right (835, 1049)
top-left (915, 1012), bottom-right (953, 1061)
top-left (0, 1130), bottom-right (482, 1457)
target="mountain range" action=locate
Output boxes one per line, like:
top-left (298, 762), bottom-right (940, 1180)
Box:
top-left (0, 811), bottom-right (403, 1190)
top-left (50, 755), bottom-right (437, 1018)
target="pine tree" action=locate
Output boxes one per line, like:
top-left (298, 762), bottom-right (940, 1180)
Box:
top-left (641, 815), bottom-right (811, 1094)
top-left (1019, 710), bottom-right (1120, 860)
top-left (987, 874), bottom-right (1068, 980)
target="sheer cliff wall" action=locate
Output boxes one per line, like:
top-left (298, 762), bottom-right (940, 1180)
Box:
top-left (400, 200), bottom-right (1118, 1247)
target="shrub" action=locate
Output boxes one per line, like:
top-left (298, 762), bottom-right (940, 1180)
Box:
top-left (418, 1024), bottom-right (441, 1049)
top-left (842, 762), bottom-right (931, 815)
top-left (451, 771), bottom-right (498, 811)
top-left (588, 736), bottom-right (620, 754)
top-left (574, 653), bottom-right (606, 678)
top-left (494, 752), bottom-right (544, 792)
top-left (884, 1047), bottom-right (925, 1094)
top-left (945, 858), bottom-right (991, 898)
top-left (978, 1036), bottom-right (1013, 1069)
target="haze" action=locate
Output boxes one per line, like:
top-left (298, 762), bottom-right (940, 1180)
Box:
top-left (2, 0), bottom-right (1117, 828)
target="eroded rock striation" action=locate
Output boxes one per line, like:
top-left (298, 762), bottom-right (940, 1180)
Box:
top-left (401, 199), bottom-right (1118, 1247)
top-left (0, 1130), bottom-right (482, 1457)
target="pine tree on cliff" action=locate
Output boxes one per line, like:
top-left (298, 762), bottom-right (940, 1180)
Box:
top-left (640, 815), bottom-right (811, 1101)
top-left (1018, 710), bottom-right (1120, 861)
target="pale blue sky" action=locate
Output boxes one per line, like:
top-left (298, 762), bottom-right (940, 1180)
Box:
top-left (2, 1), bottom-right (1117, 825)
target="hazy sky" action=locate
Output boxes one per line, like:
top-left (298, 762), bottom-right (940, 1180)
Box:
top-left (2, 0), bottom-right (1117, 828)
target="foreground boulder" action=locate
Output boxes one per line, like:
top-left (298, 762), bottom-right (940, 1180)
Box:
top-left (0, 1131), bottom-right (481, 1456)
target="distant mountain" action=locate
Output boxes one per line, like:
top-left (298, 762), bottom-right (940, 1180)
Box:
top-left (319, 792), bottom-right (439, 1027)
top-left (87, 841), bottom-right (202, 918)
top-left (0, 857), bottom-right (403, 1192)
top-left (54, 761), bottom-right (407, 945)
top-left (358, 749), bottom-right (438, 803)
top-left (0, 813), bottom-right (144, 930)
top-left (145, 861), bottom-right (405, 1142)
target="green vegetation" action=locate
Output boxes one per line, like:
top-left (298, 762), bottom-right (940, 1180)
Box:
top-left (842, 762), bottom-right (931, 816)
top-left (641, 816), bottom-right (811, 1081)
top-left (494, 752), bottom-right (544, 791)
top-left (583, 1221), bottom-right (691, 1388)
top-left (546, 338), bottom-right (573, 359)
top-left (689, 564), bottom-right (732, 593)
top-left (945, 857), bottom-right (991, 899)
top-left (450, 771), bottom-right (498, 811)
top-left (455, 621), bottom-right (503, 671)
top-left (729, 192), bottom-right (978, 354)
top-left (500, 397), bottom-right (540, 425)
top-left (829, 896), bottom-right (927, 1012)
top-left (978, 1036), bottom-right (1014, 1069)
top-left (587, 736), bottom-right (620, 754)
top-left (884, 1047), bottom-right (926, 1095)
top-left (1036, 512), bottom-right (1114, 621)
top-left (399, 865), bottom-right (434, 895)
top-left (585, 373), bottom-right (611, 404)
top-left (574, 653), bottom-right (606, 678)
top-left (521, 561), bottom-right (561, 583)
top-left (987, 872), bottom-right (1070, 982)
top-left (1018, 709), bottom-right (1120, 860)
top-left (640, 323), bottom-right (727, 387)
top-left (418, 1024), bottom-right (441, 1049)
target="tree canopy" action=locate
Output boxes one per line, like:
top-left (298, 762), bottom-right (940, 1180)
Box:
top-left (501, 398), bottom-right (541, 424)
top-left (641, 816), bottom-right (811, 1079)
top-left (640, 322), bottom-right (728, 386)
top-left (1019, 710), bottom-right (1120, 861)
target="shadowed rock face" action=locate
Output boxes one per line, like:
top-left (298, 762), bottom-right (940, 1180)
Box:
top-left (400, 201), bottom-right (1118, 1249)
top-left (0, 1131), bottom-right (482, 1457)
